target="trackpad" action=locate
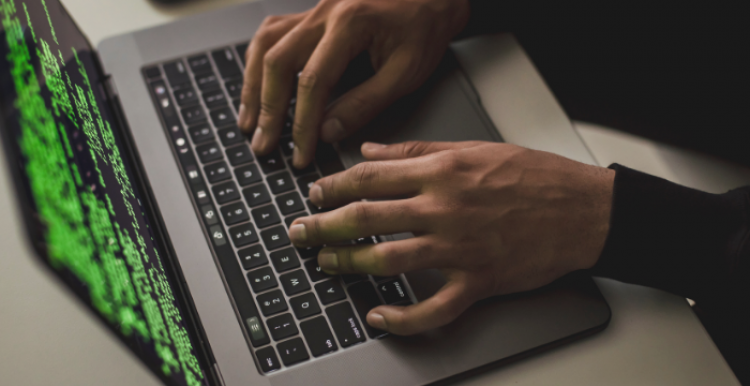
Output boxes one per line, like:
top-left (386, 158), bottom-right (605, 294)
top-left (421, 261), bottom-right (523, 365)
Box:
top-left (338, 52), bottom-right (501, 168)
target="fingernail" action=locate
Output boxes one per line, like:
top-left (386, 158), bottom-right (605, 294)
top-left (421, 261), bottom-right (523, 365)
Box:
top-left (289, 223), bottom-right (307, 243)
top-left (251, 126), bottom-right (264, 151)
top-left (362, 142), bottom-right (387, 152)
top-left (238, 104), bottom-right (248, 130)
top-left (309, 184), bottom-right (323, 204)
top-left (368, 313), bottom-right (387, 330)
top-left (321, 118), bottom-right (345, 142)
top-left (318, 252), bottom-right (338, 271)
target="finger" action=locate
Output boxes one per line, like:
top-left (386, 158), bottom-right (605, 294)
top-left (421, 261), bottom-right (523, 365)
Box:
top-left (319, 48), bottom-right (427, 143)
top-left (239, 14), bottom-right (303, 133)
top-left (361, 141), bottom-right (486, 161)
top-left (252, 22), bottom-right (324, 155)
top-left (367, 277), bottom-right (478, 335)
top-left (291, 24), bottom-right (370, 168)
top-left (288, 199), bottom-right (425, 247)
top-left (316, 237), bottom-right (446, 276)
top-left (309, 158), bottom-right (432, 208)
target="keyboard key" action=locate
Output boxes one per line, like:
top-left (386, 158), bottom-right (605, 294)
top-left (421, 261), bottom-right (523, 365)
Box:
top-left (232, 98), bottom-right (240, 113)
top-left (235, 164), bottom-right (262, 186)
top-left (212, 48), bottom-right (242, 79)
top-left (257, 290), bottom-right (288, 316)
top-left (285, 213), bottom-right (307, 228)
top-left (280, 269), bottom-right (310, 296)
top-left (255, 346), bottom-right (281, 373)
top-left (267, 313), bottom-right (298, 341)
top-left (196, 142), bottom-right (222, 163)
top-left (226, 145), bottom-right (253, 166)
top-left (342, 274), bottom-right (366, 285)
top-left (306, 199), bottom-right (332, 215)
top-left (315, 280), bottom-right (346, 305)
top-left (204, 161), bottom-right (232, 183)
top-left (174, 85), bottom-right (198, 106)
top-left (189, 124), bottom-right (214, 144)
top-left (252, 205), bottom-right (281, 228)
top-left (326, 302), bottom-right (366, 348)
top-left (304, 259), bottom-right (330, 282)
top-left (195, 72), bottom-right (219, 91)
top-left (220, 201), bottom-right (249, 225)
top-left (270, 247), bottom-right (300, 273)
top-left (163, 60), bottom-right (190, 87)
top-left (212, 181), bottom-right (240, 204)
top-left (217, 125), bottom-right (243, 146)
top-left (290, 293), bottom-right (321, 320)
top-left (247, 267), bottom-right (277, 293)
top-left (229, 222), bottom-right (258, 247)
top-left (279, 136), bottom-right (295, 157)
top-left (181, 105), bottom-right (206, 125)
top-left (355, 236), bottom-right (378, 245)
top-left (243, 184), bottom-right (271, 206)
top-left (300, 317), bottom-right (338, 357)
top-left (291, 163), bottom-right (316, 177)
top-left (208, 225), bottom-right (227, 247)
top-left (236, 43), bottom-right (249, 64)
top-left (296, 245), bottom-right (321, 260)
top-left (238, 245), bottom-right (268, 270)
top-left (258, 150), bottom-right (285, 174)
top-left (371, 275), bottom-right (395, 283)
top-left (202, 89), bottom-right (228, 109)
top-left (316, 142), bottom-right (345, 176)
top-left (262, 226), bottom-right (290, 250)
top-left (296, 174), bottom-right (319, 197)
top-left (276, 337), bottom-right (309, 366)
top-left (267, 171), bottom-right (294, 194)
top-left (378, 278), bottom-right (410, 305)
top-left (143, 66), bottom-right (161, 79)
top-left (192, 182), bottom-right (211, 205)
top-left (348, 281), bottom-right (387, 339)
top-left (185, 165), bottom-right (203, 185)
top-left (225, 78), bottom-right (243, 98)
top-left (276, 192), bottom-right (305, 215)
top-left (187, 54), bottom-right (212, 74)
top-left (211, 107), bottom-right (236, 127)
top-left (200, 204), bottom-right (219, 225)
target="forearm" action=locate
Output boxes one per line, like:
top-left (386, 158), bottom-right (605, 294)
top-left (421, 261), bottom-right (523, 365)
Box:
top-left (592, 164), bottom-right (750, 306)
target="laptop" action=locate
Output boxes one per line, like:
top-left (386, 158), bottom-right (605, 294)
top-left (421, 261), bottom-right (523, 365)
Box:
top-left (0, 0), bottom-right (610, 385)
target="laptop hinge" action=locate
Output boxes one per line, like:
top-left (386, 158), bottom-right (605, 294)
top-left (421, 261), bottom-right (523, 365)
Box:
top-left (212, 363), bottom-right (226, 386)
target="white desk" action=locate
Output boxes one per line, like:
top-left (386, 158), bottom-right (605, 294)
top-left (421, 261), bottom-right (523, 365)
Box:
top-left (0, 1), bottom-right (741, 385)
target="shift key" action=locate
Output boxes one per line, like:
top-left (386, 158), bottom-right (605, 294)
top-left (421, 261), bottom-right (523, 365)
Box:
top-left (325, 303), bottom-right (366, 347)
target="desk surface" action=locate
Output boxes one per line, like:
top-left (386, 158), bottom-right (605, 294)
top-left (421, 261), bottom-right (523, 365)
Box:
top-left (0, 1), bottom-right (739, 385)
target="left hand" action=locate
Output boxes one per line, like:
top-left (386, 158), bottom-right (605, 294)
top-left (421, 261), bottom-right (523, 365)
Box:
top-left (288, 141), bottom-right (615, 335)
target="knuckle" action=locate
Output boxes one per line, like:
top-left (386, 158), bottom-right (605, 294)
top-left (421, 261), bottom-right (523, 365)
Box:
top-left (347, 202), bottom-right (373, 229)
top-left (296, 70), bottom-right (321, 94)
top-left (308, 214), bottom-right (324, 242)
top-left (262, 49), bottom-right (287, 72)
top-left (402, 141), bottom-right (429, 158)
top-left (372, 243), bottom-right (398, 275)
top-left (350, 162), bottom-right (377, 191)
top-left (260, 15), bottom-right (283, 28)
top-left (332, 1), bottom-right (371, 21)
top-left (259, 100), bottom-right (282, 117)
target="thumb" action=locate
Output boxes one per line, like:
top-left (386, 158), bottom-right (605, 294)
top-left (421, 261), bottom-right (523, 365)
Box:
top-left (365, 278), bottom-right (476, 335)
top-left (361, 141), bottom-right (486, 161)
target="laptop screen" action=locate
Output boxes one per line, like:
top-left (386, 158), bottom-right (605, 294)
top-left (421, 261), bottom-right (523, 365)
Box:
top-left (0, 1), bottom-right (209, 385)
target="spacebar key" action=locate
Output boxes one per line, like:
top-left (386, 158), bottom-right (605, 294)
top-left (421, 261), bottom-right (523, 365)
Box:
top-left (213, 241), bottom-right (270, 347)
top-left (325, 303), bottom-right (366, 348)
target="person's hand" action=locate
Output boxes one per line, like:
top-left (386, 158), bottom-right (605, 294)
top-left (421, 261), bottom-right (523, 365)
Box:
top-left (238, 0), bottom-right (471, 168)
top-left (288, 141), bottom-right (615, 335)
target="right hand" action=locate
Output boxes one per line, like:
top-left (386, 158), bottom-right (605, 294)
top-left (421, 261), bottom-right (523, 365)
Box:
top-left (238, 0), bottom-right (471, 169)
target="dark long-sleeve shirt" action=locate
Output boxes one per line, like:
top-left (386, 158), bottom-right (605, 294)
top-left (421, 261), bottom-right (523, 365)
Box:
top-left (463, 0), bottom-right (750, 381)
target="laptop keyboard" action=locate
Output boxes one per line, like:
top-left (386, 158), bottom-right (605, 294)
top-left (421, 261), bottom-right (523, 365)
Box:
top-left (142, 43), bottom-right (414, 374)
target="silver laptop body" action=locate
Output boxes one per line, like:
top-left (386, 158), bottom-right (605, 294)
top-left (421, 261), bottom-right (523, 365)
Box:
top-left (0, 0), bottom-right (610, 385)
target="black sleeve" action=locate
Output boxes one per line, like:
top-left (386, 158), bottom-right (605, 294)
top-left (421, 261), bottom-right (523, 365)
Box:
top-left (592, 164), bottom-right (750, 306)
top-left (459, 0), bottom-right (750, 166)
